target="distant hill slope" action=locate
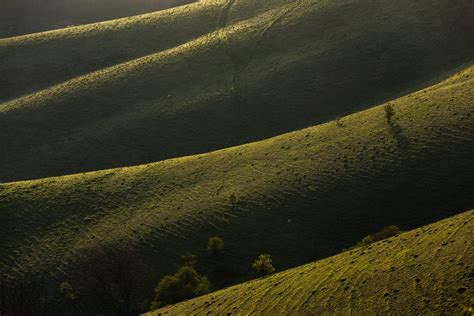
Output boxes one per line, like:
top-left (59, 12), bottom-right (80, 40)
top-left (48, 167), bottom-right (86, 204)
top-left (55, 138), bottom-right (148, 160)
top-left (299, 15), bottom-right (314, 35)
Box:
top-left (149, 210), bottom-right (474, 315)
top-left (0, 66), bottom-right (472, 284)
top-left (1, 0), bottom-right (473, 182)
top-left (0, 0), bottom-right (196, 39)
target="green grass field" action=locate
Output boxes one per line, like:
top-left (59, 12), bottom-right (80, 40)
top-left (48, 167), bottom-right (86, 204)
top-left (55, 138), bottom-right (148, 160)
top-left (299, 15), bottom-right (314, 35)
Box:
top-left (149, 209), bottom-right (474, 315)
top-left (1, 65), bottom-right (472, 287)
top-left (1, 0), bottom-right (473, 313)
top-left (1, 0), bottom-right (472, 182)
top-left (0, 0), bottom-right (195, 38)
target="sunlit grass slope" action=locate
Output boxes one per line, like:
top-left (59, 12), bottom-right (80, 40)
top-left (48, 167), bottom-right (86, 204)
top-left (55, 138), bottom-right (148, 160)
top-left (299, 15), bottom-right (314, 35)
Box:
top-left (1, 66), bottom-right (472, 282)
top-left (150, 210), bottom-right (474, 315)
top-left (0, 0), bottom-right (195, 39)
top-left (1, 0), bottom-right (473, 182)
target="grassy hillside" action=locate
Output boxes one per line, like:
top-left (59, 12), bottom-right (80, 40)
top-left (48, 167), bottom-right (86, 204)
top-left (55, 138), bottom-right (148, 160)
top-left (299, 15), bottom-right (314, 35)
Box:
top-left (1, 0), bottom-right (473, 182)
top-left (0, 0), bottom-right (196, 39)
top-left (149, 210), bottom-right (474, 315)
top-left (0, 65), bottom-right (472, 285)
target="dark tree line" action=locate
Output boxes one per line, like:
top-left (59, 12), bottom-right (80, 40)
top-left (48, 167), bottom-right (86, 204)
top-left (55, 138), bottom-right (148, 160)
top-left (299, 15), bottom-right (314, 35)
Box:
top-left (0, 276), bottom-right (48, 316)
top-left (1, 243), bottom-right (150, 316)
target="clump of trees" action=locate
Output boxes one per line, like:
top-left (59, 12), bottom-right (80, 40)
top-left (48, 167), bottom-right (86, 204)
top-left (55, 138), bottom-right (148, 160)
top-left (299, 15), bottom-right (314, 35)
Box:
top-left (252, 254), bottom-right (275, 277)
top-left (150, 266), bottom-right (210, 309)
top-left (1, 235), bottom-right (281, 314)
top-left (207, 236), bottom-right (224, 256)
top-left (151, 235), bottom-right (227, 309)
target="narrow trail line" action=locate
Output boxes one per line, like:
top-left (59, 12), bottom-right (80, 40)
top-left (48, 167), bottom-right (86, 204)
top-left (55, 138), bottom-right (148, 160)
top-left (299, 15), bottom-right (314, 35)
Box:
top-left (218, 0), bottom-right (304, 108)
top-left (218, 0), bottom-right (237, 28)
top-left (232, 1), bottom-right (303, 104)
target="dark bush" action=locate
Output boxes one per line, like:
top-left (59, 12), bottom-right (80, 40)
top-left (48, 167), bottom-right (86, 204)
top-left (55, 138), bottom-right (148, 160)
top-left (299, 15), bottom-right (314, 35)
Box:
top-left (206, 236), bottom-right (224, 256)
top-left (384, 104), bottom-right (395, 124)
top-left (355, 225), bottom-right (402, 248)
top-left (252, 254), bottom-right (275, 277)
top-left (151, 266), bottom-right (210, 309)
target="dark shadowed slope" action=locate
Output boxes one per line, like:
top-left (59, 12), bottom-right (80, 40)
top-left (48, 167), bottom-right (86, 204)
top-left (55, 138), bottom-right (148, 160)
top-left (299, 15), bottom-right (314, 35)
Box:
top-left (0, 0), bottom-right (472, 182)
top-left (149, 210), bottom-right (474, 315)
top-left (0, 0), bottom-right (196, 39)
top-left (0, 66), bottom-right (472, 284)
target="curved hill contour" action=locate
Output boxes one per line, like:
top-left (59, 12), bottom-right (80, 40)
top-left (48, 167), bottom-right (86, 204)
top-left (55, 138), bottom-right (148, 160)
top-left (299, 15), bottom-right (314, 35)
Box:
top-left (149, 210), bottom-right (474, 315)
top-left (0, 0), bottom-right (196, 39)
top-left (0, 65), bottom-right (472, 283)
top-left (0, 0), bottom-right (472, 182)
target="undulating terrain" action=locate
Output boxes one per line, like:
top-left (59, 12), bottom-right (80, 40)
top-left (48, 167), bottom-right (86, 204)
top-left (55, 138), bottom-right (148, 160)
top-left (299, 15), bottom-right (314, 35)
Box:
top-left (1, 0), bottom-right (473, 314)
top-left (1, 65), bottom-right (472, 283)
top-left (0, 0), bottom-right (472, 182)
top-left (150, 210), bottom-right (474, 315)
top-left (0, 0), bottom-right (196, 38)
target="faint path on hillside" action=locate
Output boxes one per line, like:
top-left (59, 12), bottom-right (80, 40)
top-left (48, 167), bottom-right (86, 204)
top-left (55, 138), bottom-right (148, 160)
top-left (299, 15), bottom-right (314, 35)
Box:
top-left (218, 0), bottom-right (304, 108)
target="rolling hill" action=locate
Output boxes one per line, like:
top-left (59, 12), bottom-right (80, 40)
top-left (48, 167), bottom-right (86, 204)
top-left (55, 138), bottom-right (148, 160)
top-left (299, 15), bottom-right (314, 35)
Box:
top-left (0, 0), bottom-right (195, 39)
top-left (149, 209), bottom-right (474, 315)
top-left (0, 65), bottom-right (472, 288)
top-left (1, 0), bottom-right (473, 183)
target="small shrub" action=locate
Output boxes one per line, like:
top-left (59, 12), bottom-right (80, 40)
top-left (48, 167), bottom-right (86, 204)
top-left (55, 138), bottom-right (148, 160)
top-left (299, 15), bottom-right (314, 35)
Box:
top-left (384, 104), bottom-right (395, 123)
top-left (252, 254), bottom-right (275, 276)
top-left (151, 266), bottom-right (210, 309)
top-left (59, 281), bottom-right (76, 301)
top-left (207, 236), bottom-right (224, 256)
top-left (229, 193), bottom-right (238, 204)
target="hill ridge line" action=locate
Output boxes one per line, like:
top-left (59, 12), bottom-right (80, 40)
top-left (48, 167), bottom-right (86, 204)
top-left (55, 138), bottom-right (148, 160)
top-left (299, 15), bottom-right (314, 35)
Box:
top-left (0, 0), bottom-right (203, 44)
top-left (149, 209), bottom-right (474, 315)
top-left (0, 4), bottom-right (293, 113)
top-left (0, 64), bottom-right (471, 186)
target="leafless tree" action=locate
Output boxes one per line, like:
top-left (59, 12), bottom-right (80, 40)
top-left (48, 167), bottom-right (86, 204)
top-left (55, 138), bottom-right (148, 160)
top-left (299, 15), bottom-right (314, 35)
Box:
top-left (0, 275), bottom-right (48, 316)
top-left (67, 242), bottom-right (148, 315)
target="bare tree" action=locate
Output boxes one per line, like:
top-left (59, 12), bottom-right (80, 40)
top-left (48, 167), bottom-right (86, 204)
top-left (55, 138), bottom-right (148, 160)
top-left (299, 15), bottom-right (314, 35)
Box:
top-left (0, 275), bottom-right (48, 316)
top-left (67, 242), bottom-right (148, 316)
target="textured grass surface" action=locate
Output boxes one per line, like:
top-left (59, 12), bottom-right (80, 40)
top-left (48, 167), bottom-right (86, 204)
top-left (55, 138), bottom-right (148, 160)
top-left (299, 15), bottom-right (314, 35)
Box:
top-left (0, 66), bottom-right (472, 284)
top-left (0, 0), bottom-right (196, 38)
top-left (1, 0), bottom-right (472, 182)
top-left (149, 210), bottom-right (474, 315)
